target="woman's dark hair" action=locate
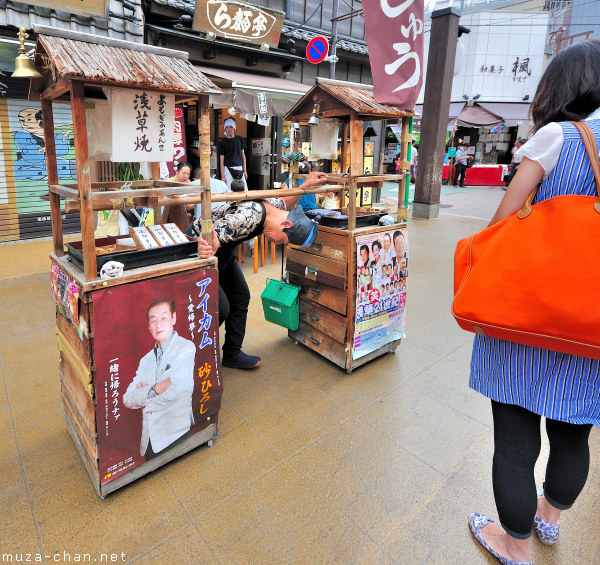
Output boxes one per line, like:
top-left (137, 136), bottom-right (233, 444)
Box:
top-left (530, 39), bottom-right (600, 132)
top-left (177, 161), bottom-right (192, 172)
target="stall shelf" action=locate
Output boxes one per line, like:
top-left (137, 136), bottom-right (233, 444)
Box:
top-left (30, 27), bottom-right (226, 496)
top-left (284, 78), bottom-right (414, 373)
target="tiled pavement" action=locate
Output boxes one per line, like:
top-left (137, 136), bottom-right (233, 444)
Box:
top-left (1, 185), bottom-right (598, 564)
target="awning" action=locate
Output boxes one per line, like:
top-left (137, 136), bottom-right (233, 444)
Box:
top-left (457, 104), bottom-right (503, 127)
top-left (195, 65), bottom-right (310, 117)
top-left (477, 102), bottom-right (531, 127)
top-left (414, 102), bottom-right (465, 120)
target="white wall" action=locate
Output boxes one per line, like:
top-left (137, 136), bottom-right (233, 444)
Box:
top-left (419, 9), bottom-right (549, 103)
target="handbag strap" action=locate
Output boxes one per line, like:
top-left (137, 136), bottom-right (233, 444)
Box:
top-left (517, 121), bottom-right (600, 218)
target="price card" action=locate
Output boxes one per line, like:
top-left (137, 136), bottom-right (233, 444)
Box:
top-left (163, 223), bottom-right (188, 244)
top-left (147, 224), bottom-right (175, 246)
top-left (130, 226), bottom-right (160, 249)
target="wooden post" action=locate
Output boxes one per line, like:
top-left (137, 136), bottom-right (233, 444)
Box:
top-left (340, 122), bottom-right (349, 175)
top-left (253, 237), bottom-right (259, 273)
top-left (413, 7), bottom-right (460, 219)
top-left (198, 94), bottom-right (212, 242)
top-left (41, 99), bottom-right (63, 256)
top-left (348, 112), bottom-right (362, 231)
top-left (151, 162), bottom-right (161, 223)
top-left (70, 82), bottom-right (95, 281)
top-left (398, 116), bottom-right (411, 219)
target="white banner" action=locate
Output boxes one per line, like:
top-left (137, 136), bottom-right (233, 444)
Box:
top-left (111, 90), bottom-right (175, 162)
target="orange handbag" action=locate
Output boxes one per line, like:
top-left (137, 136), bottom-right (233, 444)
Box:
top-left (452, 121), bottom-right (600, 359)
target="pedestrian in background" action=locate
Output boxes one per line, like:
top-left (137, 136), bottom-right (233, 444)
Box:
top-left (504, 137), bottom-right (525, 189)
top-left (468, 39), bottom-right (600, 565)
top-left (453, 143), bottom-right (470, 187)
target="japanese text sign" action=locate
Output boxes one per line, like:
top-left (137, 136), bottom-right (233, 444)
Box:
top-left (193, 0), bottom-right (284, 48)
top-left (362, 0), bottom-right (424, 109)
top-left (92, 268), bottom-right (222, 486)
top-left (110, 90), bottom-right (175, 162)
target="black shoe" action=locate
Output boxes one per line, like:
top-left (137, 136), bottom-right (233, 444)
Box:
top-left (222, 350), bottom-right (262, 369)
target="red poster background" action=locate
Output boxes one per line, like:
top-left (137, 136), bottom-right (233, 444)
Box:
top-left (165, 105), bottom-right (187, 177)
top-left (92, 268), bottom-right (222, 485)
top-left (362, 0), bottom-right (424, 109)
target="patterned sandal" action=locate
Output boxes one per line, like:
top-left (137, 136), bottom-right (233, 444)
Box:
top-left (469, 513), bottom-right (534, 565)
top-left (534, 492), bottom-right (560, 546)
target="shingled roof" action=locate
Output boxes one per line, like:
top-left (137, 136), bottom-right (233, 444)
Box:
top-left (33, 27), bottom-right (220, 95)
top-left (285, 78), bottom-right (414, 122)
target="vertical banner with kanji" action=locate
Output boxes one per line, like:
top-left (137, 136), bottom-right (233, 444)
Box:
top-left (110, 90), bottom-right (175, 162)
top-left (164, 105), bottom-right (188, 178)
top-left (354, 228), bottom-right (408, 359)
top-left (92, 268), bottom-right (222, 486)
top-left (362, 0), bottom-right (424, 108)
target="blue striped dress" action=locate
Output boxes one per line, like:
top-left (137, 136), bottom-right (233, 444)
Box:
top-left (470, 120), bottom-right (600, 426)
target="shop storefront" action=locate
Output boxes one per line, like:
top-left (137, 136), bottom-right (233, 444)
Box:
top-left (0, 45), bottom-right (81, 242)
top-left (415, 101), bottom-right (532, 187)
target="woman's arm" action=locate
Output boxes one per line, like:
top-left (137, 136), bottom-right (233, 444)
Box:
top-left (488, 156), bottom-right (545, 226)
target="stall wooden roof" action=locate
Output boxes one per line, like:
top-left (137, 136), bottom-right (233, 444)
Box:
top-left (284, 77), bottom-right (415, 122)
top-left (31, 27), bottom-right (220, 99)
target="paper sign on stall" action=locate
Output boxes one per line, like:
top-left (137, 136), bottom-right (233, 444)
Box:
top-left (110, 90), bottom-right (175, 162)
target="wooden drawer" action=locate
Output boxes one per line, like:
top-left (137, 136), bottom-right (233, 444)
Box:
top-left (289, 321), bottom-right (347, 369)
top-left (290, 229), bottom-right (347, 262)
top-left (287, 247), bottom-right (347, 289)
top-left (288, 273), bottom-right (348, 316)
top-left (299, 297), bottom-right (347, 343)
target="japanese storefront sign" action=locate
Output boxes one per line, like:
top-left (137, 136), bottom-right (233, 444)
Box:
top-left (362, 0), bottom-right (424, 109)
top-left (110, 90), bottom-right (175, 162)
top-left (92, 269), bottom-right (222, 486)
top-left (353, 228), bottom-right (408, 359)
top-left (193, 0), bottom-right (284, 48)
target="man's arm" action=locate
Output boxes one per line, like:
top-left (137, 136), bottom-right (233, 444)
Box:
top-left (123, 355), bottom-right (153, 409)
top-left (281, 171), bottom-right (327, 209)
top-left (219, 154), bottom-right (225, 182)
top-left (241, 147), bottom-right (248, 180)
top-left (144, 339), bottom-right (196, 410)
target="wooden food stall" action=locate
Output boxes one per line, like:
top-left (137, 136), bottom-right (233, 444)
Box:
top-left (284, 78), bottom-right (414, 373)
top-left (31, 28), bottom-right (225, 497)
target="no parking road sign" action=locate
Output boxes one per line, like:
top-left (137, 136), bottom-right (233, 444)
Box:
top-left (306, 36), bottom-right (329, 64)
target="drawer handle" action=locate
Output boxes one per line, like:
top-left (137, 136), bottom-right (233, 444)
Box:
top-left (309, 288), bottom-right (322, 296)
top-left (305, 266), bottom-right (318, 276)
top-left (310, 337), bottom-right (321, 346)
top-left (309, 312), bottom-right (320, 321)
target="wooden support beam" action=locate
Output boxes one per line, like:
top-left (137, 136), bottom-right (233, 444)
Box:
top-left (41, 76), bottom-right (72, 101)
top-left (70, 81), bottom-right (95, 281)
top-left (42, 99), bottom-right (63, 256)
top-left (198, 94), bottom-right (212, 242)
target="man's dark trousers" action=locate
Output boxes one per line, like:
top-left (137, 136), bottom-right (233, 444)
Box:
top-left (453, 163), bottom-right (467, 187)
top-left (218, 252), bottom-right (250, 357)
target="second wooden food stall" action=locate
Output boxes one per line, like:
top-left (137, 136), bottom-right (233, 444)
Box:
top-left (284, 78), bottom-right (414, 373)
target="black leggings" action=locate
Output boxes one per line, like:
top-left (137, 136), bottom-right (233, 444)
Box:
top-left (491, 400), bottom-right (592, 539)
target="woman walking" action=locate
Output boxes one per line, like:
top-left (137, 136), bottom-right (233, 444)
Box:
top-left (468, 40), bottom-right (600, 564)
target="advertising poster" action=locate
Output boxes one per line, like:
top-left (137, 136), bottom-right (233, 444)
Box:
top-left (354, 229), bottom-right (408, 359)
top-left (92, 268), bottom-right (222, 486)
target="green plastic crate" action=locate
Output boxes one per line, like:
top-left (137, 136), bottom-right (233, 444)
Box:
top-left (260, 278), bottom-right (300, 331)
